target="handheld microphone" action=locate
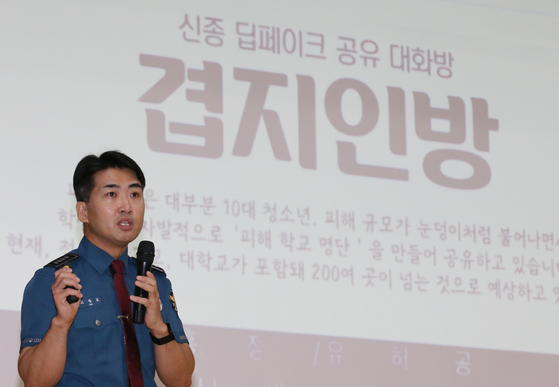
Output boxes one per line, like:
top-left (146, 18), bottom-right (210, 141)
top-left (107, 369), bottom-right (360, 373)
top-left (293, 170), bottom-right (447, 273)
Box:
top-left (132, 240), bottom-right (155, 324)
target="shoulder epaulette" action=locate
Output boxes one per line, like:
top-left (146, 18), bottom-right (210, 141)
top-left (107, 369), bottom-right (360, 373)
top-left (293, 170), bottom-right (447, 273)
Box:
top-left (130, 257), bottom-right (165, 274)
top-left (44, 252), bottom-right (79, 268)
top-left (150, 264), bottom-right (165, 274)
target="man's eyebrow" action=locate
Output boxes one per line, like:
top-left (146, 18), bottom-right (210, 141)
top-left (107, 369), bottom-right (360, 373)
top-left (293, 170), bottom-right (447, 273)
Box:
top-left (101, 183), bottom-right (142, 189)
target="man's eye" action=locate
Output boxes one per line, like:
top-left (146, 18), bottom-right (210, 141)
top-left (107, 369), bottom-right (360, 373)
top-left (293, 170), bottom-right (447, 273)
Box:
top-left (107, 192), bottom-right (116, 197)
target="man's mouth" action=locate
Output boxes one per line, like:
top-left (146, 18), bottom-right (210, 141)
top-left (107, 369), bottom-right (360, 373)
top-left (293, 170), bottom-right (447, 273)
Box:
top-left (118, 220), bottom-right (132, 226)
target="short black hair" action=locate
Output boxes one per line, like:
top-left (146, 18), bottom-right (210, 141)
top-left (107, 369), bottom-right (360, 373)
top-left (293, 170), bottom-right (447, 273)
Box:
top-left (73, 150), bottom-right (146, 203)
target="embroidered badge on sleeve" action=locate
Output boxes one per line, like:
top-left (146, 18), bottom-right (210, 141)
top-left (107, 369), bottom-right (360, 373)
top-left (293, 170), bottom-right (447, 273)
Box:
top-left (169, 290), bottom-right (179, 316)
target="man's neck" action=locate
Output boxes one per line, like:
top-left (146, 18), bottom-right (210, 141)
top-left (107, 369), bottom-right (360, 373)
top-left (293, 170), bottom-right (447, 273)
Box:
top-left (83, 233), bottom-right (128, 259)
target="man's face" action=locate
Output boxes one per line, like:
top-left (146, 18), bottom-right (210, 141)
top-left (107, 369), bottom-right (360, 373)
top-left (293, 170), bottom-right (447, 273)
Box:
top-left (77, 168), bottom-right (145, 257)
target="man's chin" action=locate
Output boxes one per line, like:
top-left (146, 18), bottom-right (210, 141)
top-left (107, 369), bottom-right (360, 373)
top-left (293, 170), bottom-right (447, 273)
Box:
top-left (117, 233), bottom-right (141, 245)
top-left (120, 229), bottom-right (143, 244)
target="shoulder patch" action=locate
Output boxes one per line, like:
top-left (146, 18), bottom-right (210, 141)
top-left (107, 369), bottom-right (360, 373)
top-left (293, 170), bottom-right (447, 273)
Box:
top-left (44, 252), bottom-right (79, 268)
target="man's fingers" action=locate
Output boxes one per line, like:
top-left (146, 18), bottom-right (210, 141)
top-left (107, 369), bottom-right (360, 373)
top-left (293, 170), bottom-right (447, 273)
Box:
top-left (134, 280), bottom-right (155, 295)
top-left (54, 270), bottom-right (80, 286)
top-left (53, 283), bottom-right (82, 302)
top-left (131, 271), bottom-right (161, 311)
top-left (52, 267), bottom-right (83, 306)
top-left (130, 295), bottom-right (160, 313)
top-left (134, 271), bottom-right (159, 297)
top-left (130, 295), bottom-right (149, 306)
top-left (53, 278), bottom-right (82, 295)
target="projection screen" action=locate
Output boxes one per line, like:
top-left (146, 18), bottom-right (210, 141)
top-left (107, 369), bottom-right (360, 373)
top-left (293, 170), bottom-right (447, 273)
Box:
top-left (1, 0), bottom-right (558, 386)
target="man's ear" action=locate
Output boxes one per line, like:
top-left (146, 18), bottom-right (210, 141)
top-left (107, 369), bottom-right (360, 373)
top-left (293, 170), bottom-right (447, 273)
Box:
top-left (76, 201), bottom-right (89, 224)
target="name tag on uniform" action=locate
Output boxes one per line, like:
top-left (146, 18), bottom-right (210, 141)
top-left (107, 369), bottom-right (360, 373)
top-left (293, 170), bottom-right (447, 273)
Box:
top-left (79, 296), bottom-right (103, 309)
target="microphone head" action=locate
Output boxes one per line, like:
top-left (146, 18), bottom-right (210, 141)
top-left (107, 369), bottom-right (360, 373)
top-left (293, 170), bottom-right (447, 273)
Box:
top-left (138, 240), bottom-right (155, 254)
top-left (137, 240), bottom-right (155, 265)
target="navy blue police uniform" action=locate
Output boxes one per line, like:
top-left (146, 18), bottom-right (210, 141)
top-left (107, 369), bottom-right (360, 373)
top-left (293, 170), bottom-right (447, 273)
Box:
top-left (20, 237), bottom-right (188, 387)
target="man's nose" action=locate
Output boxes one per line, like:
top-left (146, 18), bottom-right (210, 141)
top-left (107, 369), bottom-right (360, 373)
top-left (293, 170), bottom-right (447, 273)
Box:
top-left (119, 195), bottom-right (132, 213)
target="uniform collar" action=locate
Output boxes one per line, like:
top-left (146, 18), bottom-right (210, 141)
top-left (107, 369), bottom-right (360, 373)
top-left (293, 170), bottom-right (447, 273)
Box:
top-left (78, 237), bottom-right (130, 275)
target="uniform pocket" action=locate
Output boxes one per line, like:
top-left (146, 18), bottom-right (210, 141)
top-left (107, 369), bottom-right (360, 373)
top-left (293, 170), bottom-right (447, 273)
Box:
top-left (71, 307), bottom-right (122, 366)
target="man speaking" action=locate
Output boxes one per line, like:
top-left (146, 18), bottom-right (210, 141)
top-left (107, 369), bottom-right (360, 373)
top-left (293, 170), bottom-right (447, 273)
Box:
top-left (18, 151), bottom-right (195, 387)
